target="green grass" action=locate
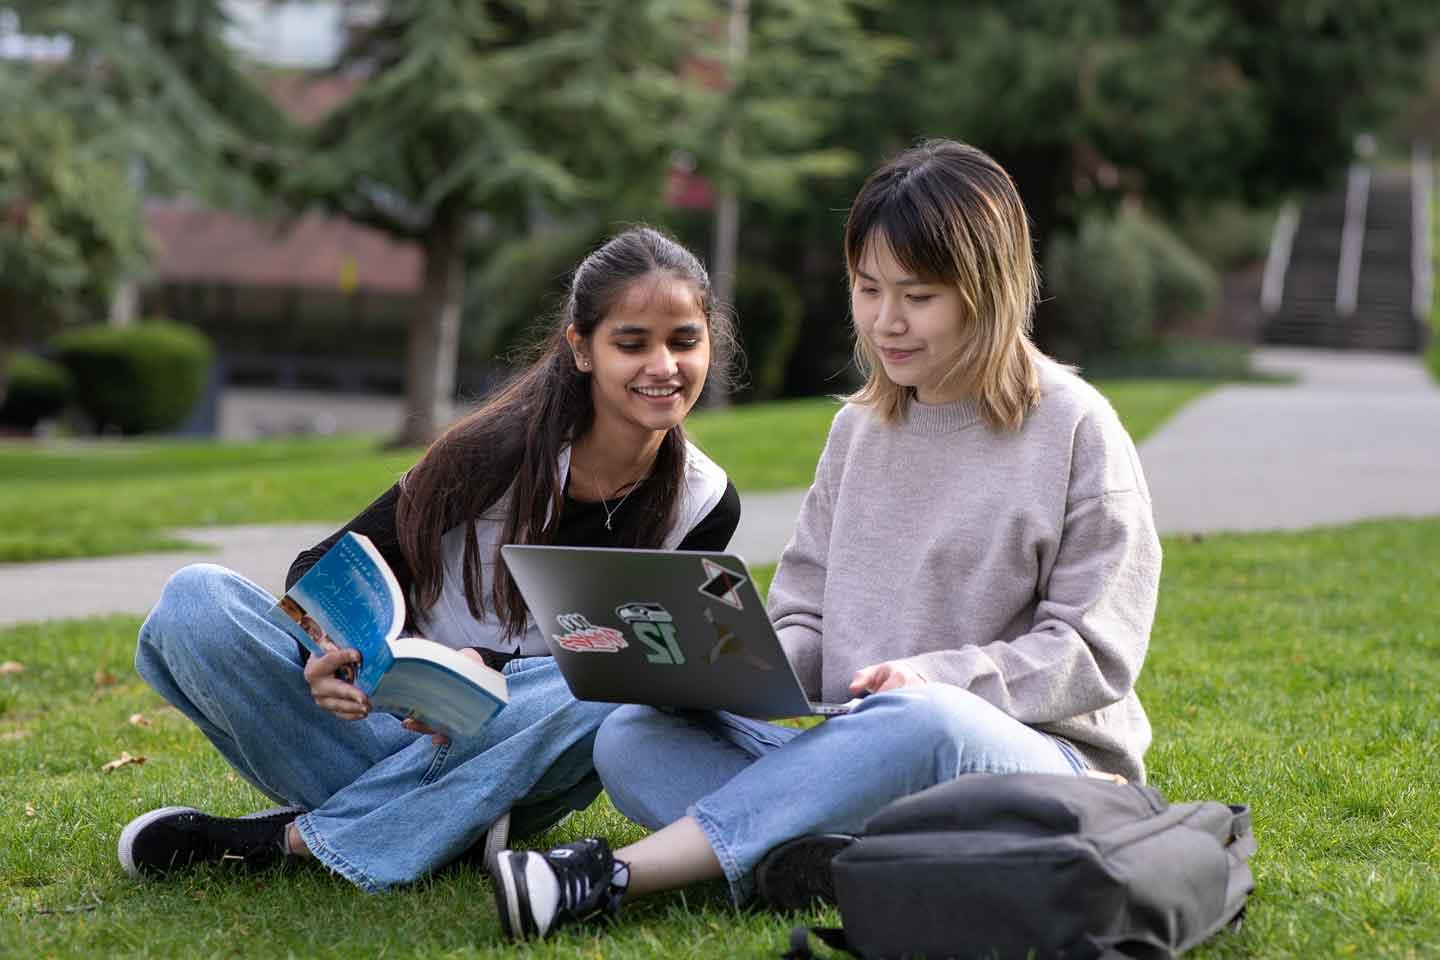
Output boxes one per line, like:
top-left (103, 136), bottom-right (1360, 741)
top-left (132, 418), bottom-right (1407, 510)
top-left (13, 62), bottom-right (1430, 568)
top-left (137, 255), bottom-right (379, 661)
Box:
top-left (0, 379), bottom-right (1216, 565)
top-left (5, 520), bottom-right (1440, 957)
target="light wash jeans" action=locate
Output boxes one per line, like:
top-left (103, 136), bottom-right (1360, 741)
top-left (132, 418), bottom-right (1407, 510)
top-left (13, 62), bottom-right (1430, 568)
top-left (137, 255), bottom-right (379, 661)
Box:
top-left (594, 684), bottom-right (1085, 902)
top-left (135, 563), bottom-right (617, 892)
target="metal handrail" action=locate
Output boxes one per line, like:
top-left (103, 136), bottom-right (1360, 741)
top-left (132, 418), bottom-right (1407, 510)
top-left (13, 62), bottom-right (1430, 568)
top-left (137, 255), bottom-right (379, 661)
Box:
top-left (1261, 202), bottom-right (1300, 316)
top-left (1335, 163), bottom-right (1371, 317)
top-left (1412, 142), bottom-right (1433, 324)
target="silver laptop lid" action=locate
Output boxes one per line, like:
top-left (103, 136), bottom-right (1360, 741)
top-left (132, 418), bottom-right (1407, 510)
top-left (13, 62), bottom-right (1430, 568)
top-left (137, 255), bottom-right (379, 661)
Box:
top-left (501, 544), bottom-right (816, 719)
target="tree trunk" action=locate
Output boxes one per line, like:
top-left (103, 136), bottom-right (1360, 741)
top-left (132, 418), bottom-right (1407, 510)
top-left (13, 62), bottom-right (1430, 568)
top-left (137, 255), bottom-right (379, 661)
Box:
top-left (706, 0), bottom-right (750, 409)
top-left (395, 214), bottom-right (466, 447)
top-left (0, 345), bottom-right (11, 414)
top-left (108, 279), bottom-right (138, 326)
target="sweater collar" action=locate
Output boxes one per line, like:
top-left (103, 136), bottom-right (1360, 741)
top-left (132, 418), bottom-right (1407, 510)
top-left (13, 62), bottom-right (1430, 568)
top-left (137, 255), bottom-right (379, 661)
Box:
top-left (900, 394), bottom-right (982, 434)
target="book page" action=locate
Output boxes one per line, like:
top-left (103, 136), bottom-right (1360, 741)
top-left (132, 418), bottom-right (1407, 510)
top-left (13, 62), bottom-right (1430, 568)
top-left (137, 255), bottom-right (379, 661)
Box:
top-left (374, 638), bottom-right (509, 738)
top-left (267, 533), bottom-right (404, 693)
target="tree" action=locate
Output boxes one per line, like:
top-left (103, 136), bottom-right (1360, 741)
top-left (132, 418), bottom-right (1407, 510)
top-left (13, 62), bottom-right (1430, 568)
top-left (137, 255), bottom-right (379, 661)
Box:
top-left (690, 0), bottom-right (898, 403)
top-left (8, 0), bottom-right (296, 208)
top-left (764, 0), bottom-right (1440, 387)
top-left (296, 0), bottom-right (721, 446)
top-left (0, 1), bottom-right (295, 406)
top-left (0, 95), bottom-right (148, 409)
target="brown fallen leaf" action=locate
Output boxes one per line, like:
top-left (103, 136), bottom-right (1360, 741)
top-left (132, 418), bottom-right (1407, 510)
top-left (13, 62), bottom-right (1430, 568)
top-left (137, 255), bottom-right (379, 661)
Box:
top-left (0, 661), bottom-right (22, 675)
top-left (128, 713), bottom-right (152, 727)
top-left (101, 751), bottom-right (147, 773)
top-left (94, 669), bottom-right (118, 688)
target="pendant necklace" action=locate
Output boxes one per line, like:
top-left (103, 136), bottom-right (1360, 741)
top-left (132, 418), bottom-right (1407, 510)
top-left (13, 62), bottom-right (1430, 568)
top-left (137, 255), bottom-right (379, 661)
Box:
top-left (588, 467), bottom-right (641, 531)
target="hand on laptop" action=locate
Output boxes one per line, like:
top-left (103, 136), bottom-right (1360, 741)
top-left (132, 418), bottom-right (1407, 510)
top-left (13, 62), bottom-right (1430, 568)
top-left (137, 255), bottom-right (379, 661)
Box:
top-left (849, 660), bottom-right (927, 695)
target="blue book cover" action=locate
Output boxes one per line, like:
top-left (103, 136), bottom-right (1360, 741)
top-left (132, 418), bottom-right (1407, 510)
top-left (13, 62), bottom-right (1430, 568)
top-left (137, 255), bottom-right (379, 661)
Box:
top-left (265, 532), bottom-right (507, 738)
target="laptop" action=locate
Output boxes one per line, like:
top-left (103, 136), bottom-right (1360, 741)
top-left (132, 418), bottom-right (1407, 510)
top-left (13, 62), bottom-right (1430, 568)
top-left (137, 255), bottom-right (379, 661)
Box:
top-left (501, 544), bottom-right (855, 719)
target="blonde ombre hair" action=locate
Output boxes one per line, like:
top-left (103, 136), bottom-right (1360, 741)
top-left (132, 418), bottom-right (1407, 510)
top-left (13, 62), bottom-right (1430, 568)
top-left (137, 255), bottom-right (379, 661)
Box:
top-left (844, 140), bottom-right (1044, 431)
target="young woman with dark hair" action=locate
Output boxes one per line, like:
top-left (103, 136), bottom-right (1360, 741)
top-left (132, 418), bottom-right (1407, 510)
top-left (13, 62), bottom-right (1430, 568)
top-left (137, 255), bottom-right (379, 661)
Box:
top-left (488, 141), bottom-right (1161, 941)
top-left (119, 227), bottom-right (742, 892)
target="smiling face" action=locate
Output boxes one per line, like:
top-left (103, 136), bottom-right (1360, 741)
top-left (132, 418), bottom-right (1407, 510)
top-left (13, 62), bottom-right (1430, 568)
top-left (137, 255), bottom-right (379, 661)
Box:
top-left (851, 234), bottom-right (969, 405)
top-left (568, 271), bottom-right (711, 443)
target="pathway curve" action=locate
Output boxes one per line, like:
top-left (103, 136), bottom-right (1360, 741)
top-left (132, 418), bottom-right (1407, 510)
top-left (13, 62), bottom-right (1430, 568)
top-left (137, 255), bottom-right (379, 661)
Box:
top-left (4, 346), bottom-right (1437, 627)
top-left (1137, 346), bottom-right (1440, 534)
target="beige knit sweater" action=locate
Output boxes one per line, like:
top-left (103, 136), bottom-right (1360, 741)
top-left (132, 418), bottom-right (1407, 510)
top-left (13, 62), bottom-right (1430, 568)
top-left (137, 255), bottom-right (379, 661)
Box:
top-left (768, 359), bottom-right (1161, 781)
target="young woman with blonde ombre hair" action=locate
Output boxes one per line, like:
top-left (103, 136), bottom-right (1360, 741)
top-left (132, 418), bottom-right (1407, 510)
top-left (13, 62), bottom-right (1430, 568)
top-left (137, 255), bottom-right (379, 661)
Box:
top-left (488, 140), bottom-right (1162, 941)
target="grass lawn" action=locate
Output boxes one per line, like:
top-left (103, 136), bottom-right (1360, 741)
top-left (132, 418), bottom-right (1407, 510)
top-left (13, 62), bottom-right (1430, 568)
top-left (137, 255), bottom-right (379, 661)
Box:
top-left (0, 378), bottom-right (1216, 565)
top-left (4, 518), bottom-right (1440, 957)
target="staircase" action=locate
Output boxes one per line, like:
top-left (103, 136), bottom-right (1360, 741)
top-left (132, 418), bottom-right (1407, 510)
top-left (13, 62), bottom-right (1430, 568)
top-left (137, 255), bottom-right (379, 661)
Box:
top-left (1262, 164), bottom-right (1428, 352)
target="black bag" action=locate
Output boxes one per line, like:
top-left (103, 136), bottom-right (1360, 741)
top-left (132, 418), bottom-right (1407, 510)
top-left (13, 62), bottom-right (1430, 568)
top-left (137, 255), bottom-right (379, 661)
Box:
top-left (782, 773), bottom-right (1255, 960)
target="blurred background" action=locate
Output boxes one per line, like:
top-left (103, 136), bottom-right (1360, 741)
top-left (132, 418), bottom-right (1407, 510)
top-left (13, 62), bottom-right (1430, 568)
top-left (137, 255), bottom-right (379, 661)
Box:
top-left (3, 0), bottom-right (1440, 446)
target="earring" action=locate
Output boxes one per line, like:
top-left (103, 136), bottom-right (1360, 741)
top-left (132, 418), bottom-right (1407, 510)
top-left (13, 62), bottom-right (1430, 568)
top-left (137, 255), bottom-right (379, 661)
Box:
top-left (576, 357), bottom-right (590, 370)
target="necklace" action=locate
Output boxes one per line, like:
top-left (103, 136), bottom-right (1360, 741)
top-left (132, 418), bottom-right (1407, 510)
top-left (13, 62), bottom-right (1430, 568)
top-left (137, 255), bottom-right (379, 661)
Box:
top-left (585, 466), bottom-right (643, 531)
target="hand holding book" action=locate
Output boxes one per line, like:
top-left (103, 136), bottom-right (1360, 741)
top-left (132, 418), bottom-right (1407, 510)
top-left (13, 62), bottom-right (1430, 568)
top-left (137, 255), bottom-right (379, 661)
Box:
top-left (268, 532), bottom-right (509, 739)
top-left (303, 647), bottom-right (369, 721)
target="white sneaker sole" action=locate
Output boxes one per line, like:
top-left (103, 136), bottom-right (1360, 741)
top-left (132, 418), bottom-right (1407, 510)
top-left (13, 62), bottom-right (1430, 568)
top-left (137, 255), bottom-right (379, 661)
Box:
top-left (117, 805), bottom-right (201, 880)
top-left (481, 811), bottom-right (511, 873)
top-left (494, 852), bottom-right (526, 939)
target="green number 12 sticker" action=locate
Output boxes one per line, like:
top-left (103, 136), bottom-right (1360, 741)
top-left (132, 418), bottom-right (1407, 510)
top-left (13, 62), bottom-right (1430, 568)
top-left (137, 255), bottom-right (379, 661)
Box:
top-left (633, 620), bottom-right (685, 665)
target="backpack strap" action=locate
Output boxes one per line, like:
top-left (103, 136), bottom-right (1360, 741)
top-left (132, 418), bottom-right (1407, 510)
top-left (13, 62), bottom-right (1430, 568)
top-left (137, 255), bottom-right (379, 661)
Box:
top-left (1222, 804), bottom-right (1257, 932)
top-left (781, 926), bottom-right (853, 959)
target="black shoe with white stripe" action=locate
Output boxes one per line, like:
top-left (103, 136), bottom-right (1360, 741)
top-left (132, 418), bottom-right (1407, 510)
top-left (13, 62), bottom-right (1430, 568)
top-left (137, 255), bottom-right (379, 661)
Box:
top-left (489, 838), bottom-right (628, 940)
top-left (117, 805), bottom-right (300, 878)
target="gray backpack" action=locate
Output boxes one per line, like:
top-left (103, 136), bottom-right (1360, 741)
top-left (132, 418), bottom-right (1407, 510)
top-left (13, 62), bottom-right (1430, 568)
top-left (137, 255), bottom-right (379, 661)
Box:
top-left (782, 773), bottom-right (1255, 960)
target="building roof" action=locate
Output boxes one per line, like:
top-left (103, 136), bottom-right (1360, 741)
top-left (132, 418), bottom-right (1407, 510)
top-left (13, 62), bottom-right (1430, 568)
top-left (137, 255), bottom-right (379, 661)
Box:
top-left (145, 200), bottom-right (423, 295)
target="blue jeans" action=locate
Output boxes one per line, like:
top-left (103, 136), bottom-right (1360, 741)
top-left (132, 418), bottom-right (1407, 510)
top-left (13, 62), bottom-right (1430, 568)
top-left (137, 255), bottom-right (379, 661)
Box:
top-left (594, 685), bottom-right (1084, 902)
top-left (134, 563), bottom-right (616, 892)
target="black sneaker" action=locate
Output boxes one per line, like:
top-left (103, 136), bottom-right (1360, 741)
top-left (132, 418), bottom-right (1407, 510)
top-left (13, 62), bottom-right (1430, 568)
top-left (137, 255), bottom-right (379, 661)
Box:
top-left (755, 833), bottom-right (855, 911)
top-left (117, 805), bottom-right (299, 878)
top-left (489, 837), bottom-right (628, 940)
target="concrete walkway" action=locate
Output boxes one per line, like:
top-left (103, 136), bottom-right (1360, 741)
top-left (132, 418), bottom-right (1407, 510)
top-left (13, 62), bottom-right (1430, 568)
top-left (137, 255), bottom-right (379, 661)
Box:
top-left (3, 346), bottom-right (1437, 626)
top-left (1138, 347), bottom-right (1440, 533)
top-left (0, 493), bottom-right (810, 627)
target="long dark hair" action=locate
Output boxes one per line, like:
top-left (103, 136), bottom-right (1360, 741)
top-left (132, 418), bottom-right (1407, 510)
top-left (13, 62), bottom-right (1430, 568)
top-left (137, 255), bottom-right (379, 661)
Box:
top-left (397, 226), bottom-right (735, 638)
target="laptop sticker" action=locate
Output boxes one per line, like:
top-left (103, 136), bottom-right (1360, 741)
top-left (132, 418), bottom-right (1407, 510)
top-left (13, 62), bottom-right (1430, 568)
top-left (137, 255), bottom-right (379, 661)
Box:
top-left (698, 558), bottom-right (748, 611)
top-left (703, 609), bottom-right (772, 671)
top-left (553, 613), bottom-right (628, 653)
top-left (617, 602), bottom-right (685, 665)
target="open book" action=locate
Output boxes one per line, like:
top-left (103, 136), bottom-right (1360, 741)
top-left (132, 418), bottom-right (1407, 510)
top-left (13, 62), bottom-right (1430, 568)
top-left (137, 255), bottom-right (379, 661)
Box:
top-left (265, 532), bottom-right (508, 738)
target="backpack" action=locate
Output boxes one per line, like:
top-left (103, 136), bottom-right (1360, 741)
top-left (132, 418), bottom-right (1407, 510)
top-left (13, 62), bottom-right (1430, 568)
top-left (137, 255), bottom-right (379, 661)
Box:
top-left (781, 772), bottom-right (1256, 960)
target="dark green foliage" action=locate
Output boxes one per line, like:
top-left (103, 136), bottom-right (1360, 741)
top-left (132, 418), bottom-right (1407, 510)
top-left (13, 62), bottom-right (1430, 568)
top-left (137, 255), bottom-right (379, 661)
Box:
top-left (1046, 210), bottom-right (1218, 360)
top-left (732, 263), bottom-right (804, 403)
top-left (1174, 203), bottom-right (1276, 271)
top-left (0, 104), bottom-right (148, 339)
top-left (51, 322), bottom-right (214, 435)
top-left (1117, 211), bottom-right (1219, 325)
top-left (1046, 215), bottom-right (1156, 358)
top-left (465, 221), bottom-right (608, 365)
top-left (0, 354), bottom-right (73, 431)
top-left (6, 1), bottom-right (297, 208)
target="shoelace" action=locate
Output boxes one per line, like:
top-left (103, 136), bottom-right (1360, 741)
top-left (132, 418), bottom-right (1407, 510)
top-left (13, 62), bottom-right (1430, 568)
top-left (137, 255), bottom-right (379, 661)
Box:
top-left (555, 851), bottom-right (627, 919)
top-left (555, 864), bottom-right (600, 918)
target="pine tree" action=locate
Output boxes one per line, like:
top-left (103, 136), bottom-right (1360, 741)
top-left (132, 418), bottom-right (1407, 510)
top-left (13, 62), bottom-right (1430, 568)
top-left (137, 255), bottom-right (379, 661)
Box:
top-left (297, 0), bottom-right (711, 445)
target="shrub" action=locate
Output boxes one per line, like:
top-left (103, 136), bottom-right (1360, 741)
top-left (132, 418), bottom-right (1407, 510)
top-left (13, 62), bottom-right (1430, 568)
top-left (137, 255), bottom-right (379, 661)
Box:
top-left (732, 262), bottom-right (804, 402)
top-left (1046, 209), bottom-right (1218, 360)
top-left (1175, 202), bottom-right (1274, 270)
top-left (0, 353), bottom-right (73, 431)
top-left (1116, 210), bottom-right (1219, 325)
top-left (1046, 215), bottom-right (1155, 357)
top-left (51, 320), bottom-right (214, 434)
